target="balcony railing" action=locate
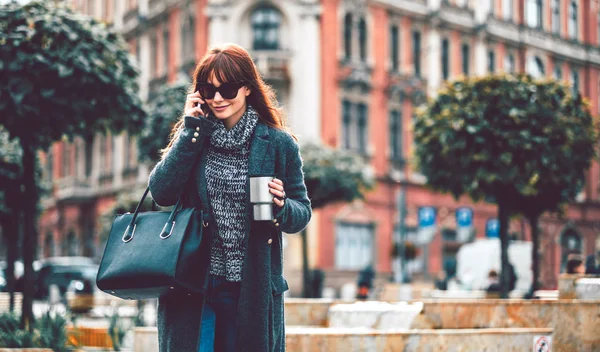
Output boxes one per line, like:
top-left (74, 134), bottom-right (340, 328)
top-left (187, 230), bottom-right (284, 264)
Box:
top-left (55, 177), bottom-right (95, 202)
top-left (251, 50), bottom-right (292, 82)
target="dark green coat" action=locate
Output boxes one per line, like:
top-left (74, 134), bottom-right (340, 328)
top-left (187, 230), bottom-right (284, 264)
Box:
top-left (148, 115), bottom-right (312, 352)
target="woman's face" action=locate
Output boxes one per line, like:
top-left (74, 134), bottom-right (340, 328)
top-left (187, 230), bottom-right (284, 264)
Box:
top-left (205, 72), bottom-right (250, 128)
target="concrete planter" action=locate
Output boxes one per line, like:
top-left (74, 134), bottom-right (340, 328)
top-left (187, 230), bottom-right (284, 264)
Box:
top-left (328, 301), bottom-right (424, 330)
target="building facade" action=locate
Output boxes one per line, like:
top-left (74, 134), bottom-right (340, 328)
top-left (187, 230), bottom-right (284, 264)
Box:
top-left (37, 0), bottom-right (600, 294)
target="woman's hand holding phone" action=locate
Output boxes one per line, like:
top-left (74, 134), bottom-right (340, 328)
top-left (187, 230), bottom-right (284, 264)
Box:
top-left (185, 91), bottom-right (206, 117)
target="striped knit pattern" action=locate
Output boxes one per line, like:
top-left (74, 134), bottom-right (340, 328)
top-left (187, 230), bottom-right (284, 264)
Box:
top-left (206, 106), bottom-right (259, 282)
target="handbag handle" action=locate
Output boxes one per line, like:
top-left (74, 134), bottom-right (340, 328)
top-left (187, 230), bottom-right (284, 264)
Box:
top-left (121, 187), bottom-right (188, 243)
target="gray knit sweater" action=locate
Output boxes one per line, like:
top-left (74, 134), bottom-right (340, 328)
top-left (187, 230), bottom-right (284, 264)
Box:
top-left (206, 107), bottom-right (258, 282)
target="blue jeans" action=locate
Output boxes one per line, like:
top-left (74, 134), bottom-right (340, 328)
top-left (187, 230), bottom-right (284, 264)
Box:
top-left (198, 275), bottom-right (241, 352)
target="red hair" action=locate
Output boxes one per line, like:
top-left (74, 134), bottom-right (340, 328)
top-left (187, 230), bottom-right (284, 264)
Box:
top-left (161, 43), bottom-right (291, 158)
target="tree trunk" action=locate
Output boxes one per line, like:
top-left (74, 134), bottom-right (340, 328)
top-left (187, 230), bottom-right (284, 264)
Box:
top-left (528, 213), bottom-right (541, 294)
top-left (19, 143), bottom-right (38, 329)
top-left (0, 214), bottom-right (18, 312)
top-left (301, 228), bottom-right (310, 298)
top-left (498, 202), bottom-right (510, 299)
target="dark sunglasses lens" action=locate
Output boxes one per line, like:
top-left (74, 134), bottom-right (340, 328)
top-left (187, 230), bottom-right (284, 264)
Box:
top-left (198, 85), bottom-right (216, 99)
top-left (219, 83), bottom-right (241, 99)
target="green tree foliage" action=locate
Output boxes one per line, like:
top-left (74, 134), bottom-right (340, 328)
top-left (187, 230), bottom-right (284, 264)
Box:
top-left (414, 74), bottom-right (597, 297)
top-left (301, 143), bottom-right (375, 209)
top-left (0, 1), bottom-right (146, 326)
top-left (139, 80), bottom-right (190, 163)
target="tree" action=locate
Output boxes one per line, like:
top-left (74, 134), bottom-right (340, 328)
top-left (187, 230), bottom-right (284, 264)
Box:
top-left (0, 1), bottom-right (145, 326)
top-left (414, 74), bottom-right (596, 298)
top-left (0, 127), bottom-right (22, 313)
top-left (138, 80), bottom-right (190, 163)
top-left (300, 143), bottom-right (375, 297)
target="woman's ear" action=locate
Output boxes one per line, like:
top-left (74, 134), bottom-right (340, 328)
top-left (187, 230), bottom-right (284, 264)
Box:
top-left (244, 87), bottom-right (251, 97)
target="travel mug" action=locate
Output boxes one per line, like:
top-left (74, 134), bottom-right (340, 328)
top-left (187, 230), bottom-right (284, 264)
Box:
top-left (249, 176), bottom-right (274, 221)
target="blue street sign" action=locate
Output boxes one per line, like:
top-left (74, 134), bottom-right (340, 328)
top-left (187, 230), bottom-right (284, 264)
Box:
top-left (486, 218), bottom-right (499, 238)
top-left (418, 207), bottom-right (436, 228)
top-left (456, 207), bottom-right (473, 228)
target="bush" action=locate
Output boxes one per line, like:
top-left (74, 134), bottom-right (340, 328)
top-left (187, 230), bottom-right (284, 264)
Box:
top-left (0, 311), bottom-right (73, 351)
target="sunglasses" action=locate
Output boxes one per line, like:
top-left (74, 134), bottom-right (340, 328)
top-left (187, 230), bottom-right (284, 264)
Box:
top-left (196, 81), bottom-right (246, 100)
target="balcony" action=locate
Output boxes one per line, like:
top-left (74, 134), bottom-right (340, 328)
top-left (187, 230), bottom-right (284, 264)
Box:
top-left (375, 0), bottom-right (428, 17)
top-left (437, 2), bottom-right (476, 30)
top-left (485, 17), bottom-right (600, 65)
top-left (250, 50), bottom-right (291, 82)
top-left (55, 177), bottom-right (95, 203)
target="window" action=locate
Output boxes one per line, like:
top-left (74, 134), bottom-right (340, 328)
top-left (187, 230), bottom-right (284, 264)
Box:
top-left (571, 67), bottom-right (580, 95)
top-left (441, 38), bottom-right (449, 80)
top-left (552, 0), bottom-right (560, 34)
top-left (462, 43), bottom-right (470, 75)
top-left (568, 1), bottom-right (578, 40)
top-left (413, 31), bottom-right (421, 77)
top-left (504, 53), bottom-right (515, 73)
top-left (526, 0), bottom-right (542, 28)
top-left (251, 6), bottom-right (281, 50)
top-left (163, 27), bottom-right (170, 75)
top-left (342, 100), bottom-right (352, 150)
top-left (181, 14), bottom-right (195, 62)
top-left (488, 50), bottom-right (495, 73)
top-left (85, 140), bottom-right (93, 178)
top-left (62, 142), bottom-right (70, 178)
top-left (553, 64), bottom-right (562, 80)
top-left (342, 101), bottom-right (368, 154)
top-left (357, 103), bottom-right (368, 154)
top-left (527, 56), bottom-right (545, 78)
top-left (344, 13), bottom-right (353, 60)
top-left (335, 222), bottom-right (375, 270)
top-left (390, 24), bottom-right (399, 71)
top-left (45, 148), bottom-right (53, 181)
top-left (502, 0), bottom-right (513, 20)
top-left (44, 231), bottom-right (54, 258)
top-left (150, 33), bottom-right (157, 77)
top-left (358, 17), bottom-right (367, 62)
top-left (389, 110), bottom-right (403, 160)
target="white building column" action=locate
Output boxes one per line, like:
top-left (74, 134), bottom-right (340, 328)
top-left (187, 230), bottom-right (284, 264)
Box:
top-left (206, 5), bottom-right (229, 46)
top-left (139, 34), bottom-right (151, 101)
top-left (427, 28), bottom-right (441, 96)
top-left (289, 7), bottom-right (321, 142)
top-left (474, 34), bottom-right (488, 76)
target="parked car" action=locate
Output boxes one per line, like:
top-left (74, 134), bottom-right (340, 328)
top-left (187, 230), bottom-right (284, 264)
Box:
top-left (34, 256), bottom-right (98, 301)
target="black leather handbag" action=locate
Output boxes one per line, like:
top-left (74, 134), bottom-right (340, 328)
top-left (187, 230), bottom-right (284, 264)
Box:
top-left (96, 187), bottom-right (211, 300)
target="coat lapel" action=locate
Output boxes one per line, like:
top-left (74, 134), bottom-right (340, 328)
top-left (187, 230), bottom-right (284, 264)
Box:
top-left (248, 123), bottom-right (270, 176)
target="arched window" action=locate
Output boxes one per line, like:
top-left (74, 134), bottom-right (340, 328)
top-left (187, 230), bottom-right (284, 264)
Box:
top-left (251, 6), bottom-right (281, 50)
top-left (358, 17), bottom-right (367, 62)
top-left (568, 1), bottom-right (578, 39)
top-left (526, 56), bottom-right (545, 78)
top-left (344, 13), bottom-right (353, 60)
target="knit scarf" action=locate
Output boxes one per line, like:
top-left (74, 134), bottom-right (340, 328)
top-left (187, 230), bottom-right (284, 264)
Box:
top-left (205, 106), bottom-right (259, 282)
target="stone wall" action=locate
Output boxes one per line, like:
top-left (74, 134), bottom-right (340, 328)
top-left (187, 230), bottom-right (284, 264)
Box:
top-left (286, 327), bottom-right (553, 352)
top-left (133, 326), bottom-right (553, 352)
top-left (285, 298), bottom-right (600, 351)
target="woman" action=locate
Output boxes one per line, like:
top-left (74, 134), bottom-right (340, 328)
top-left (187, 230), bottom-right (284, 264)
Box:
top-left (148, 43), bottom-right (311, 352)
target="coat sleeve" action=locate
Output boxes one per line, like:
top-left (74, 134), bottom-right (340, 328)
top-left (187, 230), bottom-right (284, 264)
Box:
top-left (148, 115), bottom-right (213, 206)
top-left (274, 136), bottom-right (312, 234)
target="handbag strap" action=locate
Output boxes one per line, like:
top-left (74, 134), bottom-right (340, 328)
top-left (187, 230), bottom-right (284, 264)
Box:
top-left (122, 186), bottom-right (185, 242)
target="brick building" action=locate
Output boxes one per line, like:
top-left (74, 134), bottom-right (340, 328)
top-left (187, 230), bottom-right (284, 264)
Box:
top-left (37, 0), bottom-right (600, 294)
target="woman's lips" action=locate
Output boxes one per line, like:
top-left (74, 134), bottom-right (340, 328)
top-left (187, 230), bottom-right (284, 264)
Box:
top-left (213, 105), bottom-right (230, 112)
